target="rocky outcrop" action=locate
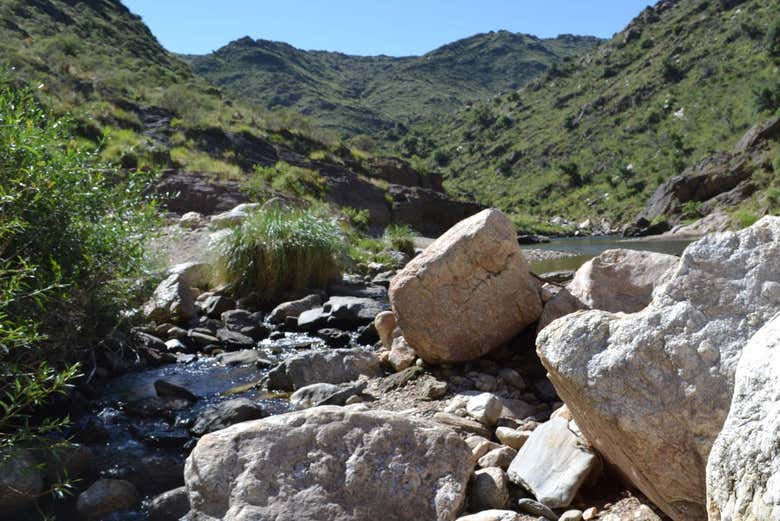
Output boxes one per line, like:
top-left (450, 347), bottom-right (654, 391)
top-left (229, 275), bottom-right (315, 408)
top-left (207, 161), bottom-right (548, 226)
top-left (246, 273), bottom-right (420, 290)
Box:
top-left (388, 184), bottom-right (484, 237)
top-left (628, 116), bottom-right (780, 236)
top-left (366, 157), bottom-right (444, 191)
top-left (390, 209), bottom-right (542, 364)
top-left (706, 313), bottom-right (780, 521)
top-left (537, 217), bottom-right (780, 521)
top-left (155, 170), bottom-right (248, 215)
top-left (568, 249), bottom-right (679, 313)
top-left (184, 406), bottom-right (474, 521)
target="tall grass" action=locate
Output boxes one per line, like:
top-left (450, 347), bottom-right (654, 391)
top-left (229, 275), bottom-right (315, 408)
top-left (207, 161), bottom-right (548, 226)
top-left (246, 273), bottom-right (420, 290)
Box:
top-left (212, 208), bottom-right (344, 301)
top-left (382, 224), bottom-right (416, 257)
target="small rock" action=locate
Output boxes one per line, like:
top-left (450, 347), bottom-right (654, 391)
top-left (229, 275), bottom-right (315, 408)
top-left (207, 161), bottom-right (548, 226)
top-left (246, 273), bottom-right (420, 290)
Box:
top-left (479, 447), bottom-right (517, 470)
top-left (495, 427), bottom-right (531, 450)
top-left (469, 467), bottom-right (510, 510)
top-left (315, 328), bottom-right (351, 348)
top-left (76, 479), bottom-right (138, 519)
top-left (469, 372), bottom-right (499, 392)
top-left (188, 330), bottom-right (220, 349)
top-left (421, 379), bottom-right (448, 400)
top-left (374, 311), bottom-right (397, 348)
top-left (582, 507), bottom-right (598, 520)
top-left (216, 328), bottom-right (256, 350)
top-left (507, 418), bottom-right (599, 509)
top-left (456, 511), bottom-right (522, 521)
top-left (289, 383), bottom-right (341, 409)
top-left (215, 349), bottom-right (271, 367)
top-left (433, 412), bottom-right (491, 438)
top-left (268, 294), bottom-right (322, 324)
top-left (148, 486), bottom-right (189, 521)
top-left (498, 368), bottom-right (526, 390)
top-left (466, 393), bottom-right (503, 426)
top-left (179, 211), bottom-right (206, 229)
top-left (199, 294), bottom-right (235, 319)
top-left (143, 274), bottom-right (197, 324)
top-left (191, 398), bottom-right (265, 436)
top-left (517, 498), bottom-right (558, 521)
top-left (154, 380), bottom-right (198, 401)
top-left (472, 440), bottom-right (503, 460)
top-left (388, 336), bottom-right (417, 371)
top-left (559, 510), bottom-right (583, 521)
top-left (164, 338), bottom-right (188, 352)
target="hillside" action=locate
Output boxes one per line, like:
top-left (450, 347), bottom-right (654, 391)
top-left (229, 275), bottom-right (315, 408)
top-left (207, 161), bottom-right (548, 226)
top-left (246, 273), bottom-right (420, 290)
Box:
top-left (0, 0), bottom-right (480, 235)
top-left (416, 0), bottom-right (780, 229)
top-left (183, 32), bottom-right (600, 137)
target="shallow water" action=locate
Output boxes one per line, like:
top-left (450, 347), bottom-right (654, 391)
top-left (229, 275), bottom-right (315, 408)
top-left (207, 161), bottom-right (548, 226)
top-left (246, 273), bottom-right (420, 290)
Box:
top-left (524, 235), bottom-right (695, 274)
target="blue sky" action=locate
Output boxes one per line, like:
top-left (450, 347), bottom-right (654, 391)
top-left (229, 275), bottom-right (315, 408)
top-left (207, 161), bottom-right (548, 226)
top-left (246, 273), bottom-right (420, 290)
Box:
top-left (122, 0), bottom-right (655, 56)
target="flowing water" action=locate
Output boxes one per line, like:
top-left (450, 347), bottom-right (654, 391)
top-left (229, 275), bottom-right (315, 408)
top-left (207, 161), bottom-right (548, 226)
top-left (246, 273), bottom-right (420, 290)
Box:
top-left (523, 235), bottom-right (696, 274)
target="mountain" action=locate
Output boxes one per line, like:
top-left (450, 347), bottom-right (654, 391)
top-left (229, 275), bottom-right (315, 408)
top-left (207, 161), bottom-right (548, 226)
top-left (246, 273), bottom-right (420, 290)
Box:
top-left (416, 0), bottom-right (780, 229)
top-left (183, 32), bottom-right (601, 137)
top-left (0, 0), bottom-right (482, 234)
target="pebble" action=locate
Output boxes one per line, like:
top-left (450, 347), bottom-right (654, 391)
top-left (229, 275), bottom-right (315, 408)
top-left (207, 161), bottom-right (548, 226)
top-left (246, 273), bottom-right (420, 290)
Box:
top-left (560, 510), bottom-right (583, 521)
top-left (478, 446), bottom-right (517, 470)
top-left (495, 427), bottom-right (531, 450)
top-left (582, 507), bottom-right (598, 520)
top-left (517, 498), bottom-right (558, 521)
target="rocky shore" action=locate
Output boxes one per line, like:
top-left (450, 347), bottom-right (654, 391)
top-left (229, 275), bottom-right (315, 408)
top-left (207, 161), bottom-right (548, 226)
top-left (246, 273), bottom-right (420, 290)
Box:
top-left (2, 206), bottom-right (779, 521)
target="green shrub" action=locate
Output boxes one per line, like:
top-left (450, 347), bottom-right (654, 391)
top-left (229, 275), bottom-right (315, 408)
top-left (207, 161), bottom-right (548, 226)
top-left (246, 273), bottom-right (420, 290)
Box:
top-left (212, 208), bottom-right (344, 301)
top-left (343, 207), bottom-right (371, 231)
top-left (734, 210), bottom-right (760, 228)
top-left (247, 161), bottom-right (327, 200)
top-left (681, 200), bottom-right (703, 219)
top-left (0, 81), bottom-right (156, 496)
top-left (383, 224), bottom-right (416, 257)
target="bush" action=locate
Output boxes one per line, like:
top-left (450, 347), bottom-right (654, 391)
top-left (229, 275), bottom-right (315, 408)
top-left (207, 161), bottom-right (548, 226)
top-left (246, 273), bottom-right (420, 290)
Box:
top-left (212, 208), bottom-right (344, 301)
top-left (246, 161), bottom-right (327, 200)
top-left (383, 224), bottom-right (416, 257)
top-left (343, 207), bottom-right (370, 231)
top-left (0, 81), bottom-right (156, 495)
top-left (734, 210), bottom-right (759, 228)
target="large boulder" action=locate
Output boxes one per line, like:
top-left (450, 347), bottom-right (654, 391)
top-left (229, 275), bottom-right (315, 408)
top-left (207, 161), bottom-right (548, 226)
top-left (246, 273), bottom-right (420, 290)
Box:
top-left (389, 209), bottom-right (542, 363)
top-left (143, 274), bottom-right (197, 324)
top-left (267, 348), bottom-right (382, 391)
top-left (706, 313), bottom-right (780, 521)
top-left (537, 217), bottom-right (780, 521)
top-left (568, 249), bottom-right (679, 313)
top-left (184, 406), bottom-right (474, 521)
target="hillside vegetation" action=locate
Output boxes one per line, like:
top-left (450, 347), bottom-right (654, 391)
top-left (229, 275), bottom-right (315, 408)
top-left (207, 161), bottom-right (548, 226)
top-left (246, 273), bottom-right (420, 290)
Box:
top-left (184, 32), bottom-right (600, 137)
top-left (413, 0), bottom-right (780, 227)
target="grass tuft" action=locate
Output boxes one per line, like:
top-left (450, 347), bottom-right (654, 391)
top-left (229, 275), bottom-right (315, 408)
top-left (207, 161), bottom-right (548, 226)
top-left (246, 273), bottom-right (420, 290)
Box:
top-left (212, 208), bottom-right (344, 301)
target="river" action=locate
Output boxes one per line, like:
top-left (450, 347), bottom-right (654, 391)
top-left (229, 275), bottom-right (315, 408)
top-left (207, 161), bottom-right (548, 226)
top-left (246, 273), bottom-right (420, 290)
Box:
top-left (523, 235), bottom-right (695, 274)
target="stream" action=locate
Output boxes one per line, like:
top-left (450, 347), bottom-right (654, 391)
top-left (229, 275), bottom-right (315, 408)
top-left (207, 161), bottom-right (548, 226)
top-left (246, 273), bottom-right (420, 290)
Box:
top-left (70, 234), bottom-right (697, 519)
